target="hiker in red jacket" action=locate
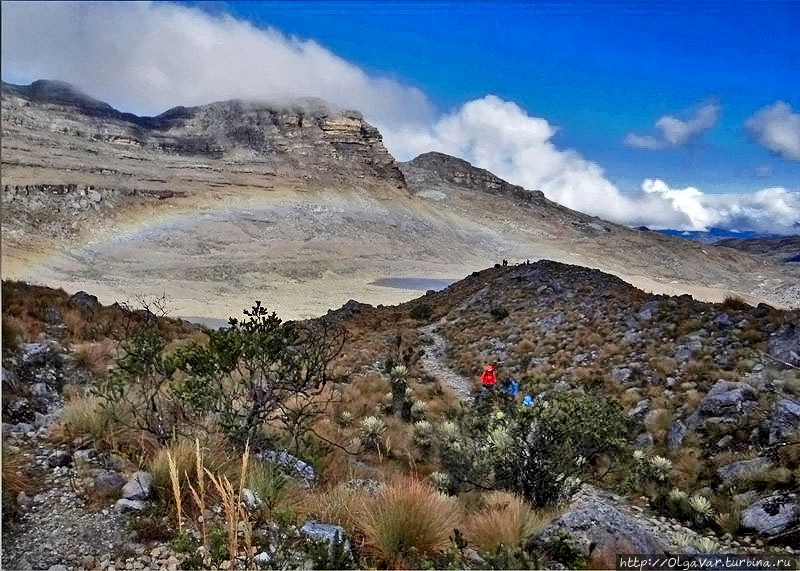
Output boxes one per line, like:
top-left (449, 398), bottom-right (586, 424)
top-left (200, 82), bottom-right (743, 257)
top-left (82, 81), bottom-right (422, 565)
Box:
top-left (480, 364), bottom-right (497, 387)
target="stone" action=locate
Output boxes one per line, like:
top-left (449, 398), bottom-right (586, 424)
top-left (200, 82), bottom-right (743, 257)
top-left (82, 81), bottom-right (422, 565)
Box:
top-left (767, 399), bottom-right (800, 445)
top-left (741, 494), bottom-right (800, 538)
top-left (241, 488), bottom-right (263, 512)
top-left (612, 366), bottom-right (632, 383)
top-left (715, 457), bottom-right (773, 484)
top-left (260, 450), bottom-right (315, 487)
top-left (94, 469), bottom-right (127, 496)
top-left (121, 471), bottom-right (152, 500)
top-left (254, 552), bottom-right (271, 564)
top-left (73, 449), bottom-right (95, 464)
top-left (70, 291), bottom-right (101, 311)
top-left (667, 420), bottom-right (688, 450)
top-left (714, 313), bottom-right (732, 328)
top-left (115, 498), bottom-right (146, 512)
top-left (698, 380), bottom-right (758, 417)
top-left (80, 555), bottom-right (96, 569)
top-left (48, 450), bottom-right (72, 468)
top-left (634, 432), bottom-right (654, 449)
top-left (532, 491), bottom-right (669, 556)
top-left (628, 399), bottom-right (650, 421)
top-left (300, 520), bottom-right (351, 555)
top-left (22, 342), bottom-right (51, 365)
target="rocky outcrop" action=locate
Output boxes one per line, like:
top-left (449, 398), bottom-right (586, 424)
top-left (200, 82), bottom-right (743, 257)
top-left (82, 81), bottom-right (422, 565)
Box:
top-left (532, 488), bottom-right (670, 557)
top-left (402, 151), bottom-right (544, 202)
top-left (767, 399), bottom-right (800, 445)
top-left (2, 80), bottom-right (405, 188)
top-left (741, 494), bottom-right (800, 539)
top-left (698, 380), bottom-right (759, 418)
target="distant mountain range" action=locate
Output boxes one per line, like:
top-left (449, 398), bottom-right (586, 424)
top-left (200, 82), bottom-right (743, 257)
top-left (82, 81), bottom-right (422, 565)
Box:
top-left (2, 79), bottom-right (798, 312)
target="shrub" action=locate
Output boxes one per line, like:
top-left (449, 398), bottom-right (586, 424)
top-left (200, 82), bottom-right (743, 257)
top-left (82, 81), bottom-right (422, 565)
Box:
top-left (97, 302), bottom-right (346, 448)
top-left (721, 295), bottom-right (749, 310)
top-left (360, 478), bottom-right (461, 567)
top-left (464, 491), bottom-right (551, 555)
top-left (441, 393), bottom-right (630, 507)
top-left (409, 304), bottom-right (432, 321)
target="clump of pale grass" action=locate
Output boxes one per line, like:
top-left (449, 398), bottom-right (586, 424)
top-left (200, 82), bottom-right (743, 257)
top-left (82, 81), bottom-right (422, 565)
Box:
top-left (359, 477), bottom-right (462, 567)
top-left (464, 491), bottom-right (552, 554)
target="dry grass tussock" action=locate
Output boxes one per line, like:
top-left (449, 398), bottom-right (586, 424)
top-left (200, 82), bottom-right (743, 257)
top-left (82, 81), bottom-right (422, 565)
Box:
top-left (359, 477), bottom-right (462, 567)
top-left (149, 437), bottom-right (233, 506)
top-left (464, 491), bottom-right (554, 554)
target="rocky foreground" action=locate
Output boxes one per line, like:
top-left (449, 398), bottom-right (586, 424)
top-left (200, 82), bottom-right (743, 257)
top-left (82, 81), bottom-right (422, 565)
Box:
top-left (3, 261), bottom-right (799, 569)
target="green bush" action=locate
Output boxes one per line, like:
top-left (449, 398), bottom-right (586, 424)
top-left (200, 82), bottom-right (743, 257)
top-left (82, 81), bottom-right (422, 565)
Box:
top-left (409, 304), bottom-right (433, 321)
top-left (436, 392), bottom-right (630, 507)
top-left (95, 301), bottom-right (347, 448)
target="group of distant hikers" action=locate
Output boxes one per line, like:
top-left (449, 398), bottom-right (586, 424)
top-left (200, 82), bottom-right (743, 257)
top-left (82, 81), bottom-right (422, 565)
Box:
top-left (477, 363), bottom-right (533, 407)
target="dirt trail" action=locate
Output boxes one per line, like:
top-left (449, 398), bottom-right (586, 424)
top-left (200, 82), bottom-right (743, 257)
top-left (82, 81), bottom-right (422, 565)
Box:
top-left (418, 320), bottom-right (474, 402)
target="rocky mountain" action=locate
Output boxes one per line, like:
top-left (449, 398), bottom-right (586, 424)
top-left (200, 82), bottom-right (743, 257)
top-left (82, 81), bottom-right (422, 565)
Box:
top-left (2, 79), bottom-right (404, 186)
top-left (2, 80), bottom-right (798, 321)
top-left (717, 236), bottom-right (800, 265)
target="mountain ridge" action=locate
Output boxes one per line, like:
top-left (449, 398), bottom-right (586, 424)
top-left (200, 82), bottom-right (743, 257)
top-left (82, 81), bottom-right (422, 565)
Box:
top-left (2, 79), bottom-right (798, 315)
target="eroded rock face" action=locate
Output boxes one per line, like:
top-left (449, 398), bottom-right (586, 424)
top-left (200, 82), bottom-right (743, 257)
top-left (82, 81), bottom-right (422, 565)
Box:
top-left (741, 494), bottom-right (800, 538)
top-left (2, 80), bottom-right (406, 187)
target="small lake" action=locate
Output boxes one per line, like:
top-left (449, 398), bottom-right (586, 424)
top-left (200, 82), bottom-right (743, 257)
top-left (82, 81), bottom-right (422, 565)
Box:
top-left (179, 316), bottom-right (231, 330)
top-left (370, 277), bottom-right (458, 291)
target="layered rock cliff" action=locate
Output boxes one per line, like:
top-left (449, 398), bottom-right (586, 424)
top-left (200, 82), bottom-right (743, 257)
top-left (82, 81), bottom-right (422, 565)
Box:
top-left (1, 80), bottom-right (405, 188)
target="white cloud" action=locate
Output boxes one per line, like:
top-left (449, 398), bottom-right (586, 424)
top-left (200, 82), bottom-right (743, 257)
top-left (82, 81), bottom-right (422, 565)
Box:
top-left (624, 103), bottom-right (720, 149)
top-left (745, 101), bottom-right (800, 161)
top-left (0, 1), bottom-right (432, 124)
top-left (385, 96), bottom-right (799, 234)
top-left (1, 3), bottom-right (796, 235)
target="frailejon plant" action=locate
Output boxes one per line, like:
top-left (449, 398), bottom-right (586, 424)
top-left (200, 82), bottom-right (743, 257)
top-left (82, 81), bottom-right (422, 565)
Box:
top-left (688, 494), bottom-right (714, 525)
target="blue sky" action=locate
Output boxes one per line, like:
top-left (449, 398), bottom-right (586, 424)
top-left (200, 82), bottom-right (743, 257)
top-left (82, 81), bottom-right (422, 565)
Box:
top-left (2, 1), bottom-right (799, 232)
top-left (192, 1), bottom-right (800, 192)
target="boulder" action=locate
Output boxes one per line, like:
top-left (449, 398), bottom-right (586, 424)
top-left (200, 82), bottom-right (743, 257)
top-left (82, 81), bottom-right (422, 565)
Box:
top-left (741, 494), bottom-right (800, 538)
top-left (121, 471), bottom-right (152, 500)
top-left (767, 399), bottom-right (800, 445)
top-left (47, 450), bottom-right (72, 468)
top-left (93, 469), bottom-right (126, 497)
top-left (698, 380), bottom-right (758, 417)
top-left (260, 450), bottom-right (315, 488)
top-left (115, 498), bottom-right (146, 512)
top-left (767, 324), bottom-right (800, 367)
top-left (300, 520), bottom-right (351, 554)
top-left (532, 490), bottom-right (669, 557)
top-left (715, 457), bottom-right (773, 485)
top-left (667, 420), bottom-right (688, 449)
top-left (70, 291), bottom-right (100, 311)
